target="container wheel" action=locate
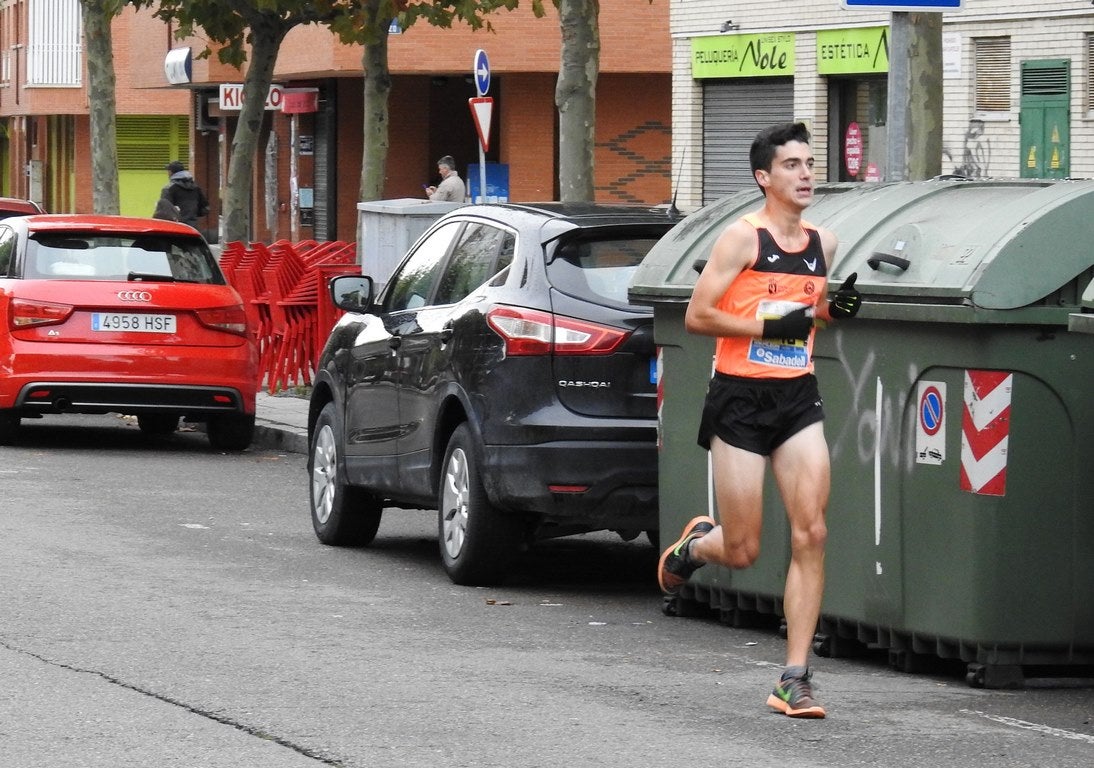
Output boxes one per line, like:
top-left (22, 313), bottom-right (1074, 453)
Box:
top-left (966, 663), bottom-right (1025, 689)
top-left (889, 649), bottom-right (930, 674)
top-left (662, 595), bottom-right (681, 617)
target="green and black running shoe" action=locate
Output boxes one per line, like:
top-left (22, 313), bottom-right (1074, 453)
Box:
top-left (767, 668), bottom-right (826, 718)
top-left (656, 515), bottom-right (715, 594)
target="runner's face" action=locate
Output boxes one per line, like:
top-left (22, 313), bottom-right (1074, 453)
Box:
top-left (757, 141), bottom-right (814, 208)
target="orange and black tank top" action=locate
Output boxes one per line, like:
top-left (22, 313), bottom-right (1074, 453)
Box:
top-left (713, 213), bottom-right (828, 379)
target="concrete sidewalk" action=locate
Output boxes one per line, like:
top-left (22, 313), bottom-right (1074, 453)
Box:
top-left (253, 392), bottom-right (310, 454)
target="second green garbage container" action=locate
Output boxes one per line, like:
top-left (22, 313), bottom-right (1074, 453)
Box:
top-left (632, 179), bottom-right (1094, 687)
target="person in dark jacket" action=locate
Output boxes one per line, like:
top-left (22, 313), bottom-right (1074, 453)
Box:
top-left (152, 197), bottom-right (179, 221)
top-left (161, 161), bottom-right (209, 228)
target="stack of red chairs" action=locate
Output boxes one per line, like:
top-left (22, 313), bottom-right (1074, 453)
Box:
top-left (219, 242), bottom-right (274, 375)
top-left (219, 239), bottom-right (360, 393)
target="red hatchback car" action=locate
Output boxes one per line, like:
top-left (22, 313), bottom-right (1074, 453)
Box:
top-left (0, 214), bottom-right (259, 449)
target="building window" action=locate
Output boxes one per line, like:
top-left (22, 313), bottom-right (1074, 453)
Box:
top-left (973, 37), bottom-right (1010, 116)
top-left (1087, 34), bottom-right (1094, 116)
top-left (0, 0), bottom-right (18, 87)
top-left (27, 0), bottom-right (82, 87)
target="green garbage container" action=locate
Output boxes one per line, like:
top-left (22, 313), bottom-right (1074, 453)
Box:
top-left (632, 179), bottom-right (1094, 687)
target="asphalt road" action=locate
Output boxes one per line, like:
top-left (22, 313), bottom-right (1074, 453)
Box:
top-left (2, 414), bottom-right (1092, 767)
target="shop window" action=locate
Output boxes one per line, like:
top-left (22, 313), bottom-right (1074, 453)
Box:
top-left (973, 37), bottom-right (1011, 116)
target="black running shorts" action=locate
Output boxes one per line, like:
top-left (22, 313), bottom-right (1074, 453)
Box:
top-left (697, 372), bottom-right (825, 456)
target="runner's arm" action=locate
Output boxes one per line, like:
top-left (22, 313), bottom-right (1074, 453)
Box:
top-left (685, 220), bottom-right (763, 339)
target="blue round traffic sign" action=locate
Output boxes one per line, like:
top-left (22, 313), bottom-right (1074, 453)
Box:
top-left (920, 385), bottom-right (943, 436)
top-left (474, 49), bottom-right (490, 96)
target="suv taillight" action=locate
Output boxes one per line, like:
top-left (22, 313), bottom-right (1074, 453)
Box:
top-left (486, 306), bottom-right (628, 356)
top-left (195, 305), bottom-right (249, 336)
top-left (10, 298), bottom-right (74, 328)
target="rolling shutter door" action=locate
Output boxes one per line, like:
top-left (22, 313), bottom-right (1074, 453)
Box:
top-left (313, 88), bottom-right (334, 241)
top-left (117, 115), bottom-right (189, 218)
top-left (702, 79), bottom-right (793, 205)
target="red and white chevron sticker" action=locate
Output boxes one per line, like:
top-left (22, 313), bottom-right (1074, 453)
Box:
top-left (960, 370), bottom-right (1012, 496)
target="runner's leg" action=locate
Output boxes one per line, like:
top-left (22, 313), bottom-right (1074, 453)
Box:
top-left (770, 421), bottom-right (830, 668)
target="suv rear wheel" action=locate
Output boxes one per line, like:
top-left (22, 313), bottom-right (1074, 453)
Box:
top-left (310, 402), bottom-right (383, 546)
top-left (438, 423), bottom-right (525, 586)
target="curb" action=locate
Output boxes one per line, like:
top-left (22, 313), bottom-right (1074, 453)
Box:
top-left (253, 423), bottom-right (309, 455)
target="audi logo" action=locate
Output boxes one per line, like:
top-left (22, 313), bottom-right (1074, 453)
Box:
top-left (116, 290), bottom-right (153, 302)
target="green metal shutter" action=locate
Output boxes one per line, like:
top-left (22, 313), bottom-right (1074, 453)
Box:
top-left (117, 115), bottom-right (190, 217)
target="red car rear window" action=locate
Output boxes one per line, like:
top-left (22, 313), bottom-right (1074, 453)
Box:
top-left (25, 233), bottom-right (222, 284)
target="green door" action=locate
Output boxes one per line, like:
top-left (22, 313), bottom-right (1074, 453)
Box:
top-left (1019, 60), bottom-right (1069, 179)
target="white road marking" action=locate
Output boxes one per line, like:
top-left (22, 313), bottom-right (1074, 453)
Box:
top-left (960, 709), bottom-right (1094, 744)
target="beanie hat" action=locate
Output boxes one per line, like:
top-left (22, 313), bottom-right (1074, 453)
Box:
top-left (165, 161), bottom-right (186, 174)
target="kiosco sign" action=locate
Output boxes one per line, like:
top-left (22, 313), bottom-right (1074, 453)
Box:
top-left (219, 83), bottom-right (285, 111)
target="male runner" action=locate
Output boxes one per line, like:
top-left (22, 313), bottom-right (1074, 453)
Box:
top-left (657, 122), bottom-right (862, 718)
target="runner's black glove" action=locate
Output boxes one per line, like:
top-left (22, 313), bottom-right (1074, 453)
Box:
top-left (761, 307), bottom-right (813, 341)
top-left (828, 273), bottom-right (861, 319)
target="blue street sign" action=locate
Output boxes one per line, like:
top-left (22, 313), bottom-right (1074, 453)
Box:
top-left (841, 0), bottom-right (962, 9)
top-left (474, 49), bottom-right (490, 96)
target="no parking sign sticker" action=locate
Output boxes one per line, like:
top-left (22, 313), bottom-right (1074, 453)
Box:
top-left (915, 381), bottom-right (946, 465)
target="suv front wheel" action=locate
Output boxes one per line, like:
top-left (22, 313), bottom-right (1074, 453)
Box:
top-left (439, 423), bottom-right (525, 586)
top-left (310, 402), bottom-right (383, 546)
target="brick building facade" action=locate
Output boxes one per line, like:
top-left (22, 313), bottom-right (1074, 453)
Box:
top-left (1, 2), bottom-right (672, 245)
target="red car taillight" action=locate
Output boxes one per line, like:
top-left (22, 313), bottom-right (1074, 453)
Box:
top-left (10, 298), bottom-right (74, 328)
top-left (486, 306), bottom-right (628, 356)
top-left (194, 305), bottom-right (249, 336)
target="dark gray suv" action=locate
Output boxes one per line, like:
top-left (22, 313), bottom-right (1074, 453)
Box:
top-left (307, 203), bottom-right (677, 585)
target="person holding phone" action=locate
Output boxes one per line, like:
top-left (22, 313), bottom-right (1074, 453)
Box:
top-left (424, 156), bottom-right (465, 202)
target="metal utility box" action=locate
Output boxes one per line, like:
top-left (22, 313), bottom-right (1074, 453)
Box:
top-left (632, 179), bottom-right (1094, 687)
top-left (356, 198), bottom-right (464, 290)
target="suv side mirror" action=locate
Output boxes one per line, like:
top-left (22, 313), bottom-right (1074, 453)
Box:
top-left (329, 274), bottom-right (375, 314)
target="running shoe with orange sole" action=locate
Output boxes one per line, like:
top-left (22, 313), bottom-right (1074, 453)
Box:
top-left (656, 515), bottom-right (716, 594)
top-left (766, 669), bottom-right (826, 718)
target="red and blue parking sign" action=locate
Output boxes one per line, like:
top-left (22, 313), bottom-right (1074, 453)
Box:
top-left (920, 385), bottom-right (943, 436)
top-left (915, 381), bottom-right (946, 465)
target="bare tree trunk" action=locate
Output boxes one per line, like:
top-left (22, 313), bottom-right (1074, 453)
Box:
top-left (556, 0), bottom-right (599, 202)
top-left (222, 21), bottom-right (285, 244)
top-left (359, 1), bottom-right (393, 202)
top-left (81, 0), bottom-right (120, 214)
top-left (887, 12), bottom-right (943, 181)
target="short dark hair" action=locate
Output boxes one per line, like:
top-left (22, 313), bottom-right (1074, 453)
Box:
top-left (165, 161), bottom-right (186, 174)
top-left (749, 122), bottom-right (811, 180)
top-left (437, 155), bottom-right (456, 171)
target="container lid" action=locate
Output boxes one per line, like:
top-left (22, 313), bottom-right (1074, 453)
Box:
top-left (631, 179), bottom-right (1094, 321)
top-left (357, 198), bottom-right (465, 215)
